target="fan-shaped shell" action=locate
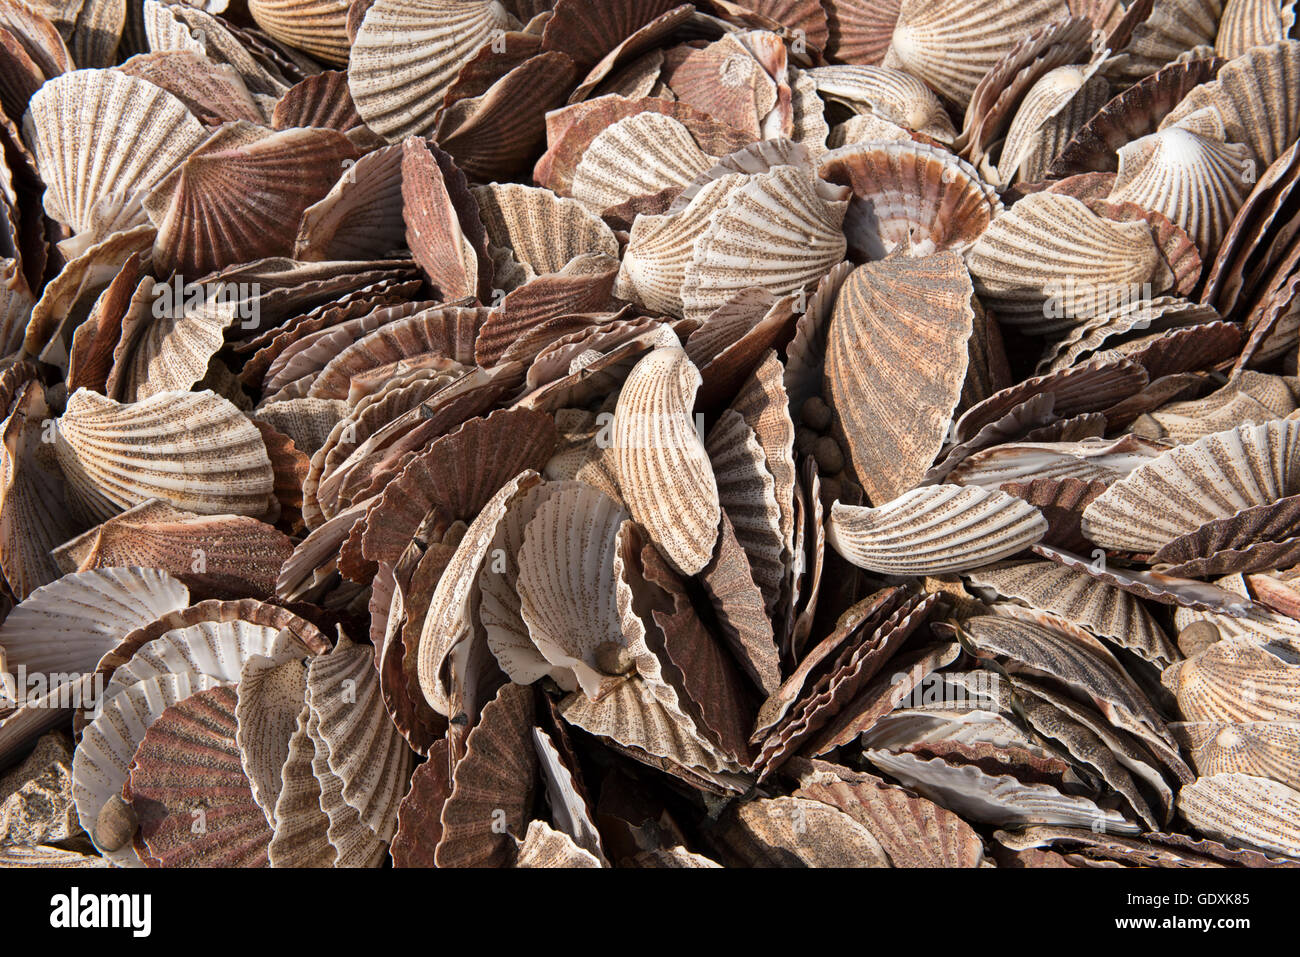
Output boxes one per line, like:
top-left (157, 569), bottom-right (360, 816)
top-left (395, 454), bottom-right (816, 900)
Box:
top-left (1108, 119), bottom-right (1252, 257)
top-left (124, 684), bottom-right (272, 867)
top-left (1163, 637), bottom-right (1300, 723)
top-left (612, 346), bottom-right (721, 576)
top-left (235, 654), bottom-right (308, 828)
top-left (248, 0), bottom-right (352, 65)
top-left (681, 164), bottom-right (849, 324)
top-left (881, 0), bottom-right (1072, 107)
top-left (997, 64), bottom-right (1110, 185)
top-left (305, 633), bottom-right (414, 841)
top-left (23, 68), bottom-right (207, 253)
top-left (966, 191), bottom-right (1175, 332)
top-left (54, 389), bottom-right (276, 523)
top-left (569, 111), bottom-right (715, 213)
top-left (828, 485), bottom-right (1047, 576)
top-left (73, 672), bottom-right (224, 866)
top-left (1173, 720), bottom-right (1300, 786)
top-left (824, 253), bottom-right (975, 506)
top-left (818, 141), bottom-right (1002, 259)
top-left (806, 64), bottom-right (956, 142)
top-left (0, 567), bottom-right (189, 679)
top-left (1160, 40), bottom-right (1300, 169)
top-left (474, 182), bottom-right (619, 279)
top-left (515, 483), bottom-right (630, 699)
top-left (1179, 772), bottom-right (1300, 858)
top-left (348, 0), bottom-right (518, 140)
top-left (1081, 419), bottom-right (1300, 553)
top-left (1216, 0), bottom-right (1296, 58)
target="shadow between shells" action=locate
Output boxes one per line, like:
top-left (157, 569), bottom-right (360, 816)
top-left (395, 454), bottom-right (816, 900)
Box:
top-left (0, 0), bottom-right (1298, 870)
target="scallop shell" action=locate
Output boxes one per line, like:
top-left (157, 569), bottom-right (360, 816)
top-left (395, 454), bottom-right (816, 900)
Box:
top-left (1217, 0), bottom-right (1295, 57)
top-left (711, 795), bottom-right (892, 867)
top-left (824, 253), bottom-right (975, 506)
top-left (516, 819), bottom-right (603, 867)
top-left (473, 182), bottom-right (619, 279)
top-left (1109, 0), bottom-right (1223, 81)
top-left (23, 68), bottom-right (206, 252)
top-left (1107, 119), bottom-right (1252, 257)
top-left (1160, 40), bottom-right (1300, 169)
top-left (1179, 772), bottom-right (1300, 858)
top-left (235, 654), bottom-right (308, 828)
top-left (863, 748), bottom-right (1143, 833)
top-left (705, 410), bottom-right (784, 610)
top-left (391, 739), bottom-right (450, 868)
top-left (966, 191), bottom-right (1175, 332)
top-left (806, 64), bottom-right (956, 142)
top-left (267, 705), bottom-right (334, 867)
top-left (966, 560), bottom-right (1178, 666)
top-left (117, 50), bottom-right (266, 126)
top-left (52, 500), bottom-right (294, 600)
top-left (437, 681), bottom-right (535, 868)
top-left (348, 0), bottom-right (519, 140)
top-left (611, 346), bottom-right (720, 576)
top-left (417, 470), bottom-right (542, 718)
top-left (1162, 636), bottom-right (1300, 722)
top-left (248, 0), bottom-right (352, 65)
top-left (54, 388), bottom-right (276, 523)
top-left (304, 702), bottom-right (387, 866)
top-left (1080, 419), bottom-right (1300, 553)
top-left (0, 568), bottom-right (189, 678)
top-left (305, 632), bottom-right (413, 841)
top-left (997, 65), bottom-right (1111, 185)
top-left (881, 0), bottom-right (1073, 107)
top-left (963, 614), bottom-right (1172, 746)
top-left (143, 122), bottom-right (361, 277)
top-left (73, 671), bottom-right (224, 866)
top-left (681, 163), bottom-right (849, 323)
top-left (569, 111), bottom-right (715, 213)
top-left (124, 684), bottom-right (272, 867)
top-left (791, 759), bottom-right (986, 867)
top-left (102, 615), bottom-right (294, 706)
top-left (818, 142), bottom-right (1003, 259)
top-left (828, 485), bottom-right (1047, 576)
top-left (1173, 720), bottom-right (1300, 786)
top-left (272, 69), bottom-right (367, 133)
top-left (0, 381), bottom-right (74, 598)
top-left (515, 483), bottom-right (630, 698)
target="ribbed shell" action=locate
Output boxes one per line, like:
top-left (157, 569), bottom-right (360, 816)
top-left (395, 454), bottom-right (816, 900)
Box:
top-left (516, 483), bottom-right (630, 699)
top-left (473, 182), bottom-right (619, 278)
top-left (1216, 0), bottom-right (1294, 57)
top-left (828, 485), bottom-right (1047, 575)
top-left (267, 705), bottom-right (334, 867)
top-left (1160, 40), bottom-right (1300, 168)
top-left (819, 141), bottom-right (1002, 259)
top-left (348, 0), bottom-right (518, 140)
top-left (794, 762), bottom-right (986, 867)
top-left (143, 122), bottom-right (361, 277)
top-left (681, 164), bottom-right (849, 323)
top-left (103, 618), bottom-right (286, 705)
top-left (806, 64), bottom-right (956, 142)
top-left (611, 347), bottom-right (720, 576)
top-left (824, 0), bottom-right (903, 65)
top-left (54, 389), bottom-right (275, 523)
top-left (569, 112), bottom-right (715, 213)
top-left (73, 672), bottom-right (224, 866)
top-left (998, 65), bottom-right (1110, 185)
top-left (966, 560), bottom-right (1177, 666)
top-left (713, 796), bottom-right (891, 867)
top-left (1110, 0), bottom-right (1223, 81)
top-left (881, 0), bottom-right (1072, 107)
top-left (1108, 121), bottom-right (1251, 257)
top-left (0, 568), bottom-right (189, 678)
top-left (1081, 419), bottom-right (1300, 553)
top-left (617, 173), bottom-right (748, 316)
top-left (1163, 637), bottom-right (1300, 723)
top-left (1173, 720), bottom-right (1300, 786)
top-left (306, 633), bottom-right (414, 841)
top-left (235, 655), bottom-right (307, 828)
top-left (1179, 772), bottom-right (1300, 858)
top-left (23, 68), bottom-right (206, 244)
top-left (824, 253), bottom-right (974, 506)
top-left (865, 748), bottom-right (1143, 832)
top-left (706, 410), bottom-right (784, 609)
top-left (125, 685), bottom-right (272, 867)
top-left (248, 0), bottom-right (351, 65)
top-left (966, 191), bottom-right (1173, 332)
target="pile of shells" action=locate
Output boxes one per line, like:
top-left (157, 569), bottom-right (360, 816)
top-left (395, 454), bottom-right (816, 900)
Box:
top-left (0, 0), bottom-right (1299, 869)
